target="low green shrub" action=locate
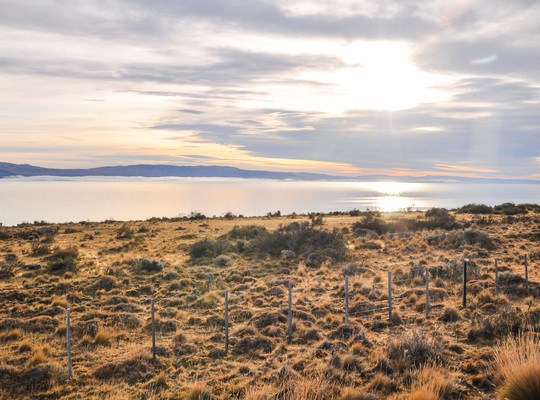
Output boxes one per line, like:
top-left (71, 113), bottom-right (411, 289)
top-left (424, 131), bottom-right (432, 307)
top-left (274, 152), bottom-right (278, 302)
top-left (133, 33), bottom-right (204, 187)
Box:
top-left (47, 246), bottom-right (79, 273)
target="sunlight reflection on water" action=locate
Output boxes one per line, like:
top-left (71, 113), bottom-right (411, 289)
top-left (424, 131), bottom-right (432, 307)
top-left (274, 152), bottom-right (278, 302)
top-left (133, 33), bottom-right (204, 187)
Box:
top-left (1, 177), bottom-right (539, 225)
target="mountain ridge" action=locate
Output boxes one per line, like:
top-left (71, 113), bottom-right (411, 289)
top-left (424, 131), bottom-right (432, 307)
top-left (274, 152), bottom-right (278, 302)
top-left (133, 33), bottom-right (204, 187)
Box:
top-left (0, 162), bottom-right (538, 184)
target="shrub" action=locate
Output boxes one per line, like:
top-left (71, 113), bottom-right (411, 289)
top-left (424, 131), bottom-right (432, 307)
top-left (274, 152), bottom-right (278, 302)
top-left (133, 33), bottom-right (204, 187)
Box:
top-left (130, 258), bottom-right (166, 273)
top-left (31, 241), bottom-right (51, 256)
top-left (426, 229), bottom-right (495, 249)
top-left (223, 211), bottom-right (236, 220)
top-left (0, 261), bottom-right (15, 279)
top-left (468, 307), bottom-right (523, 341)
top-left (418, 208), bottom-right (460, 230)
top-left (227, 225), bottom-right (267, 240)
top-left (94, 354), bottom-right (155, 384)
top-left (441, 306), bottom-right (461, 323)
top-left (494, 334), bottom-right (540, 400)
top-left (189, 238), bottom-right (231, 261)
top-left (494, 203), bottom-right (528, 215)
top-left (247, 222), bottom-right (347, 267)
top-left (308, 213), bottom-right (324, 227)
top-left (387, 330), bottom-right (442, 370)
top-left (46, 246), bottom-right (78, 273)
top-left (189, 211), bottom-right (206, 220)
top-left (213, 255), bottom-right (230, 267)
top-left (116, 224), bottom-right (133, 239)
top-left (457, 203), bottom-right (494, 214)
top-left (352, 211), bottom-right (387, 235)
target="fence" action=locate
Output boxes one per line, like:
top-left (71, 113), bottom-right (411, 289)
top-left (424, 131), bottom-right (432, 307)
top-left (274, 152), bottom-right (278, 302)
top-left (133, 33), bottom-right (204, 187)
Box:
top-left (62, 255), bottom-right (533, 378)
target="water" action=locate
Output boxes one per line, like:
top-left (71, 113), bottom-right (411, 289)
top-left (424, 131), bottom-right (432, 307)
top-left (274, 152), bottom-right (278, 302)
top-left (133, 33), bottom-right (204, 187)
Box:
top-left (0, 176), bottom-right (539, 226)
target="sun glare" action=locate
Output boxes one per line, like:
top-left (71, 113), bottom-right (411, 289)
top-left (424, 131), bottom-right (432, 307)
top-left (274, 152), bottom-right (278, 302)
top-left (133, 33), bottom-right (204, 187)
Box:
top-left (282, 41), bottom-right (454, 112)
top-left (376, 195), bottom-right (415, 212)
top-left (361, 182), bottom-right (422, 211)
top-left (367, 181), bottom-right (418, 195)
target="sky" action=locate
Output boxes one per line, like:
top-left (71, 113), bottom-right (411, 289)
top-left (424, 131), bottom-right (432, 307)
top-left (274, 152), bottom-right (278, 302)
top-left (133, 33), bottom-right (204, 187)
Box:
top-left (1, 0), bottom-right (539, 179)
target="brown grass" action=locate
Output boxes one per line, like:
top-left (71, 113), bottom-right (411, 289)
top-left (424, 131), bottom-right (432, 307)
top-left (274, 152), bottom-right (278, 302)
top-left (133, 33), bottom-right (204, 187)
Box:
top-left (0, 210), bottom-right (538, 399)
top-left (494, 334), bottom-right (540, 400)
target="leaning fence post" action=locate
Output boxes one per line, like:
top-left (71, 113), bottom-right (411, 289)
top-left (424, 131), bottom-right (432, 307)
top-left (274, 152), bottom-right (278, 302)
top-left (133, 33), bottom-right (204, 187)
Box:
top-left (462, 259), bottom-right (468, 308)
top-left (224, 290), bottom-right (229, 354)
top-left (151, 299), bottom-right (156, 362)
top-left (525, 254), bottom-right (529, 293)
top-left (345, 275), bottom-right (349, 324)
top-left (495, 258), bottom-right (499, 295)
top-left (425, 268), bottom-right (430, 318)
top-left (388, 272), bottom-right (393, 321)
top-left (287, 281), bottom-right (293, 343)
top-left (66, 308), bottom-right (72, 379)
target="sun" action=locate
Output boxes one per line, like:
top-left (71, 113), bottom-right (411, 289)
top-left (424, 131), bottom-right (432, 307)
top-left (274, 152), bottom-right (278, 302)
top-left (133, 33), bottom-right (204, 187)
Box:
top-left (263, 41), bottom-right (454, 113)
top-left (333, 42), bottom-right (453, 111)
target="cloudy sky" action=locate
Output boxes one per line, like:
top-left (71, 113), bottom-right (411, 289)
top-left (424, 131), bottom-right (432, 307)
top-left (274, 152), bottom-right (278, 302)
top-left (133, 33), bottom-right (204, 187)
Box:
top-left (1, 0), bottom-right (539, 179)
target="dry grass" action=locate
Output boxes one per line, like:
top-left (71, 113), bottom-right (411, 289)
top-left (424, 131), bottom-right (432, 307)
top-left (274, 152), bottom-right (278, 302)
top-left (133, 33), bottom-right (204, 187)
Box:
top-left (494, 334), bottom-right (540, 400)
top-left (0, 209), bottom-right (538, 399)
top-left (410, 364), bottom-right (457, 399)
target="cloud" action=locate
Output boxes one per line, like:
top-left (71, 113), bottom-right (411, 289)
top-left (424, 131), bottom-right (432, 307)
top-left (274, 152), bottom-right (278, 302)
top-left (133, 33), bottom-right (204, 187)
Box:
top-left (434, 164), bottom-right (499, 173)
top-left (0, 0), bottom-right (539, 179)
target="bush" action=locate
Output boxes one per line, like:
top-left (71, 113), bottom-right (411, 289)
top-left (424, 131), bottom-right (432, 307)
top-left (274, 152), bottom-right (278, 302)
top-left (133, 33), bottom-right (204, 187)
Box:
top-left (31, 241), bottom-right (51, 256)
top-left (46, 246), bottom-right (78, 273)
top-left (387, 330), bottom-right (442, 370)
top-left (418, 208), bottom-right (460, 230)
top-left (189, 238), bottom-right (231, 261)
top-left (352, 211), bottom-right (387, 235)
top-left (188, 211), bottom-right (206, 220)
top-left (468, 307), bottom-right (523, 341)
top-left (457, 203), bottom-right (494, 214)
top-left (441, 306), bottom-right (461, 323)
top-left (494, 334), bottom-right (540, 400)
top-left (247, 222), bottom-right (347, 267)
top-left (494, 203), bottom-right (528, 215)
top-left (426, 230), bottom-right (495, 249)
top-left (116, 224), bottom-right (133, 239)
top-left (227, 225), bottom-right (267, 240)
top-left (131, 258), bottom-right (166, 273)
top-left (223, 212), bottom-right (236, 220)
top-left (213, 255), bottom-right (230, 267)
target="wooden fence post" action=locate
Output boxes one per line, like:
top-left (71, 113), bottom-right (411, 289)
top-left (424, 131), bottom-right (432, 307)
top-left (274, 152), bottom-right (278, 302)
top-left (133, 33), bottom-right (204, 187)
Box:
top-left (345, 275), bottom-right (349, 324)
top-left (151, 299), bottom-right (156, 362)
top-left (388, 272), bottom-right (393, 321)
top-left (495, 258), bottom-right (499, 295)
top-left (66, 308), bottom-right (72, 379)
top-left (224, 290), bottom-right (229, 354)
top-left (462, 260), bottom-right (467, 308)
top-left (525, 254), bottom-right (529, 293)
top-left (425, 268), bottom-right (430, 318)
top-left (288, 281), bottom-right (293, 343)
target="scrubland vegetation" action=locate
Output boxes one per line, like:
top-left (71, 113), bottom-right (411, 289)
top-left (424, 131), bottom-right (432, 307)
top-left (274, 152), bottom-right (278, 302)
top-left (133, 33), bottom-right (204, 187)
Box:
top-left (0, 203), bottom-right (538, 399)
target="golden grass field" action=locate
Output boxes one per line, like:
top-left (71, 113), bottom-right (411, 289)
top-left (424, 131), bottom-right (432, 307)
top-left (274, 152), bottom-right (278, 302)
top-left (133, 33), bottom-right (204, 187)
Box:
top-left (0, 206), bottom-right (538, 399)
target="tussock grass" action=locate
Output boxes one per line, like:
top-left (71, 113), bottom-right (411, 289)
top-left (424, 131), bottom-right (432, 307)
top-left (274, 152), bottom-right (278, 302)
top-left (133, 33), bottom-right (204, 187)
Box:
top-left (494, 334), bottom-right (540, 400)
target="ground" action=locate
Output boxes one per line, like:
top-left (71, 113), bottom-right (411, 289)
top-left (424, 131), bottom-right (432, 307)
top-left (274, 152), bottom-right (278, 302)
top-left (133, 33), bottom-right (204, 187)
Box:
top-left (0, 207), bottom-right (538, 399)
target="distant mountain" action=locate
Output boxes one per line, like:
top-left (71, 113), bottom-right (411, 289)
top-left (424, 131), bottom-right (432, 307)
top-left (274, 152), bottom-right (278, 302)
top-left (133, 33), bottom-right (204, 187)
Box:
top-left (0, 162), bottom-right (335, 180)
top-left (0, 162), bottom-right (538, 184)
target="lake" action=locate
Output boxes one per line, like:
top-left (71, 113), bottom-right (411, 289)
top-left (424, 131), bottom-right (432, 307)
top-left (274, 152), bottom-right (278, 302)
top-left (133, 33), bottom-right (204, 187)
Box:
top-left (0, 177), bottom-right (539, 226)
